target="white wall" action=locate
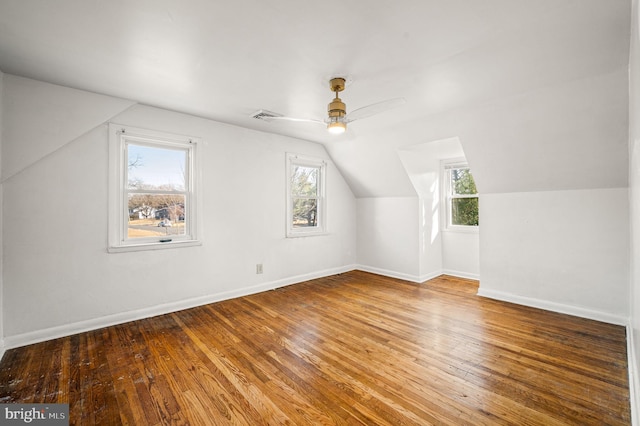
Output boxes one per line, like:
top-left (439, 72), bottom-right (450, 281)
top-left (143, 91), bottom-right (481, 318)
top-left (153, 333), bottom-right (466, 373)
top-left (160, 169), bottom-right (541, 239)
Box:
top-left (356, 197), bottom-right (420, 281)
top-left (397, 137), bottom-right (480, 280)
top-left (479, 188), bottom-right (629, 324)
top-left (356, 192), bottom-right (480, 282)
top-left (359, 61), bottom-right (628, 295)
top-left (442, 230), bottom-right (479, 279)
top-left (629, 0), bottom-right (640, 421)
top-left (1, 75), bottom-right (357, 347)
top-left (418, 196), bottom-right (443, 280)
top-left (0, 70), bottom-right (4, 359)
top-left (458, 61), bottom-right (630, 324)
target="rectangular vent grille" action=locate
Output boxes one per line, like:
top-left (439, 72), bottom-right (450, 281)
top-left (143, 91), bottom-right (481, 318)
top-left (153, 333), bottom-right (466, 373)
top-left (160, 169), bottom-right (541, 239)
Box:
top-left (251, 109), bottom-right (283, 121)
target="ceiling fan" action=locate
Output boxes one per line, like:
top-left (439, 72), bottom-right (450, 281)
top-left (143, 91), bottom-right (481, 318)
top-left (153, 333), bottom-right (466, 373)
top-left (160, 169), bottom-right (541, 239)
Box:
top-left (252, 77), bottom-right (406, 135)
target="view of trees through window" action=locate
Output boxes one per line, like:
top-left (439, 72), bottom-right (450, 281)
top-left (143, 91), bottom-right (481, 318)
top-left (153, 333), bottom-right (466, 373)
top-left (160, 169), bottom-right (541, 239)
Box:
top-left (291, 165), bottom-right (319, 228)
top-left (127, 143), bottom-right (188, 238)
top-left (450, 167), bottom-right (479, 227)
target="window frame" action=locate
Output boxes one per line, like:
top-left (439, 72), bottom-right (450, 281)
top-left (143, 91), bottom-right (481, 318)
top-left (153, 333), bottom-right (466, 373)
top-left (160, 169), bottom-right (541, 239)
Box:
top-left (108, 124), bottom-right (202, 252)
top-left (442, 159), bottom-right (479, 232)
top-left (286, 153), bottom-right (327, 238)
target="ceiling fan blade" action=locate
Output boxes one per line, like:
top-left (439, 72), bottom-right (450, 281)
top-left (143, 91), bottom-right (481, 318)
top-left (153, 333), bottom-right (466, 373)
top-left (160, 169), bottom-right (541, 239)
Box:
top-left (251, 110), bottom-right (324, 126)
top-left (345, 97), bottom-right (406, 122)
top-left (268, 116), bottom-right (325, 125)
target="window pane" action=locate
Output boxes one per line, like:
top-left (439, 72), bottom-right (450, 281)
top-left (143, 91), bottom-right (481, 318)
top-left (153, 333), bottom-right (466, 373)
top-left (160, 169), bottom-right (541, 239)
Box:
top-left (451, 168), bottom-right (477, 195)
top-left (127, 144), bottom-right (187, 191)
top-left (292, 199), bottom-right (318, 228)
top-left (451, 197), bottom-right (479, 226)
top-left (128, 194), bottom-right (186, 238)
top-left (291, 166), bottom-right (318, 196)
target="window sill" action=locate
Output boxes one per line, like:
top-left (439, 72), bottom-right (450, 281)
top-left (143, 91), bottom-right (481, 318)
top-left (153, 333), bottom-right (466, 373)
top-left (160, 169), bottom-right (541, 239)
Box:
top-left (108, 239), bottom-right (202, 253)
top-left (286, 230), bottom-right (328, 238)
top-left (443, 226), bottom-right (479, 234)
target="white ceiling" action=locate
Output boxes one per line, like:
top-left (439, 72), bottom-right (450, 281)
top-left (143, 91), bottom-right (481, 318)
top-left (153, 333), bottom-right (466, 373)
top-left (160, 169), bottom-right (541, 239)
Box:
top-left (0, 0), bottom-right (632, 197)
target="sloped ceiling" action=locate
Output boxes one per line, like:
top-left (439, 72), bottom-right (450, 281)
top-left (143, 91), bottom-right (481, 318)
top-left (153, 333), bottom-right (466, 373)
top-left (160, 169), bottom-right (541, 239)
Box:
top-left (0, 0), bottom-right (631, 197)
top-left (2, 75), bottom-right (135, 181)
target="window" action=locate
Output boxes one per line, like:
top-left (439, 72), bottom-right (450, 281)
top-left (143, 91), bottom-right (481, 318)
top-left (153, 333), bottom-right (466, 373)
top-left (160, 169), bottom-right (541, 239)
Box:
top-left (109, 124), bottom-right (201, 252)
top-left (286, 153), bottom-right (326, 237)
top-left (443, 161), bottom-right (479, 229)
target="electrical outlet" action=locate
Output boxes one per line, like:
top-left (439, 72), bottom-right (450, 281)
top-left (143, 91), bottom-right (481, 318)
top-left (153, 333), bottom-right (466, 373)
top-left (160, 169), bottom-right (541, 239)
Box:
top-left (256, 264), bottom-right (263, 274)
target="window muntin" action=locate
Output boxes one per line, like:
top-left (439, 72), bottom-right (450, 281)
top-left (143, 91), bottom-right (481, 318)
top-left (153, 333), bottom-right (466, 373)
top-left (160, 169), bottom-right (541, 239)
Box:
top-left (109, 124), bottom-right (200, 251)
top-left (444, 162), bottom-right (479, 229)
top-left (286, 154), bottom-right (326, 237)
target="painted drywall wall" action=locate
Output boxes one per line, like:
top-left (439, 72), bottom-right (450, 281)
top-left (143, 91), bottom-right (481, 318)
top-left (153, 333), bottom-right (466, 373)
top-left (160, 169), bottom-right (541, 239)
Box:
top-left (417, 196), bottom-right (443, 279)
top-left (455, 65), bottom-right (630, 323)
top-left (1, 76), bottom-right (357, 345)
top-left (357, 194), bottom-right (480, 282)
top-left (396, 143), bottom-right (441, 281)
top-left (354, 66), bottom-right (627, 303)
top-left (478, 188), bottom-right (629, 324)
top-left (356, 197), bottom-right (420, 281)
top-left (0, 70), bottom-right (4, 358)
top-left (629, 0), bottom-right (640, 421)
top-left (398, 137), bottom-right (479, 280)
top-left (442, 231), bottom-right (479, 279)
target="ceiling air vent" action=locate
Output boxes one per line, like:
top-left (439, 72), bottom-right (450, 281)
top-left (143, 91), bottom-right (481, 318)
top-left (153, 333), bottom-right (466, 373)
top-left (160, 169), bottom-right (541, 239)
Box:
top-left (251, 109), bottom-right (283, 121)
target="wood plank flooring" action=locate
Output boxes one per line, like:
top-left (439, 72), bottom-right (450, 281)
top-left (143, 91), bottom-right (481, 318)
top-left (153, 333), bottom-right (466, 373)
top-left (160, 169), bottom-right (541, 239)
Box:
top-left (0, 271), bottom-right (630, 425)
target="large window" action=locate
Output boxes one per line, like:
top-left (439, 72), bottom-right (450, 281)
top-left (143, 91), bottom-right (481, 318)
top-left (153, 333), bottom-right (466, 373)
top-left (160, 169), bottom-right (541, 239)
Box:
top-left (444, 161), bottom-right (479, 229)
top-left (286, 153), bottom-right (326, 237)
top-left (109, 124), bottom-right (201, 252)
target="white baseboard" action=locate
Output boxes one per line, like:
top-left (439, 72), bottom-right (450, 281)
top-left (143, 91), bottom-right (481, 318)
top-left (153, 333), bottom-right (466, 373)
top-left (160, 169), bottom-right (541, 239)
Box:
top-left (4, 264), bottom-right (357, 351)
top-left (477, 287), bottom-right (627, 325)
top-left (355, 265), bottom-right (425, 283)
top-left (442, 269), bottom-right (480, 281)
top-left (627, 322), bottom-right (639, 426)
top-left (418, 271), bottom-right (446, 283)
top-left (355, 265), bottom-right (480, 284)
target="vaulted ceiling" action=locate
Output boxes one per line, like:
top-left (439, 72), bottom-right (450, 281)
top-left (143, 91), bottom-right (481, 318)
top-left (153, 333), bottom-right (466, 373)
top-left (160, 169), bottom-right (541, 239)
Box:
top-left (0, 0), bottom-right (631, 197)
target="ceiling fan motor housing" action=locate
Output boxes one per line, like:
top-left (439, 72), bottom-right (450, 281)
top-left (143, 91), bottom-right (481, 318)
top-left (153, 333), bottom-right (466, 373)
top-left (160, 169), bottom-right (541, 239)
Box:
top-left (328, 77), bottom-right (347, 119)
top-left (328, 97), bottom-right (346, 118)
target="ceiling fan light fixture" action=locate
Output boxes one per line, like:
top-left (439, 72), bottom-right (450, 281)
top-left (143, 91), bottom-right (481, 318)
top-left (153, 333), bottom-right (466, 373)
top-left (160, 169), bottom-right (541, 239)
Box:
top-left (327, 118), bottom-right (347, 134)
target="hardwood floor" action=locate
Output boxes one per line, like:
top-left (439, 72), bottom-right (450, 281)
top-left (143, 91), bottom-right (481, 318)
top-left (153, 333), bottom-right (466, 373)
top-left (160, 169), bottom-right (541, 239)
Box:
top-left (0, 271), bottom-right (630, 425)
